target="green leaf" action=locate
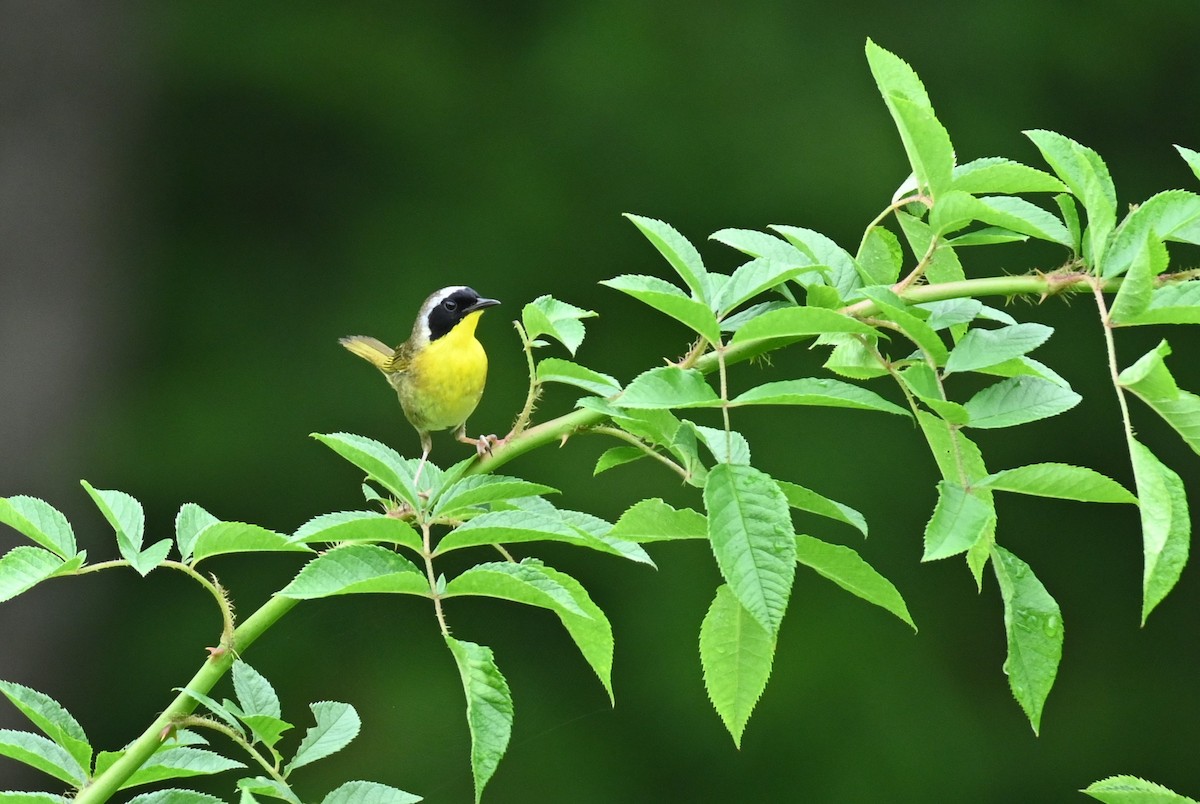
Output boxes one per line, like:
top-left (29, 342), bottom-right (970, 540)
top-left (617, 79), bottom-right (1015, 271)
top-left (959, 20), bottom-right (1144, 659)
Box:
top-left (970, 196), bottom-right (1072, 246)
top-left (896, 210), bottom-right (966, 284)
top-left (520, 295), bottom-right (596, 356)
top-left (1128, 438), bottom-right (1191, 623)
top-left (711, 258), bottom-right (813, 317)
top-left (699, 585), bottom-right (776, 747)
top-left (608, 498), bottom-right (707, 543)
top-left (80, 481), bottom-right (168, 576)
top-left (0, 497), bottom-right (76, 559)
top-left (821, 333), bottom-right (890, 380)
top-left (445, 637), bottom-right (513, 804)
top-left (0, 681), bottom-right (90, 772)
top-left (446, 561), bottom-right (614, 702)
top-left (922, 481), bottom-right (995, 562)
top-left (174, 503), bottom-right (219, 562)
top-left (1118, 340), bottom-right (1200, 455)
top-left (947, 227), bottom-right (1031, 247)
top-left (865, 40), bottom-right (954, 197)
top-left (768, 225), bottom-right (862, 298)
top-left (858, 286), bottom-right (949, 364)
top-left (731, 378), bottom-right (909, 417)
top-left (191, 523), bottom-right (312, 564)
top-left (688, 423), bottom-right (750, 466)
top-left (710, 227), bottom-right (813, 265)
top-left (729, 306), bottom-right (876, 355)
top-left (279, 544), bottom-right (427, 599)
top-left (856, 227), bottom-right (903, 285)
top-left (312, 433), bottom-right (420, 509)
top-left (290, 511), bottom-right (422, 552)
top-left (950, 157), bottom-right (1067, 194)
top-left (963, 376), bottom-right (1081, 429)
top-left (1103, 189), bottom-right (1200, 279)
top-left (623, 213), bottom-right (710, 303)
top-left (240, 714), bottom-right (292, 750)
top-left (433, 475), bottom-right (558, 519)
top-left (1128, 280), bottom-right (1200, 325)
top-left (944, 323), bottom-right (1054, 375)
top-left (704, 464), bottom-right (796, 635)
top-left (1083, 774), bottom-right (1197, 804)
top-left (588, 404), bottom-right (709, 486)
top-left (794, 535), bottom-right (915, 630)
top-left (235, 777), bottom-right (301, 803)
top-left (286, 701), bottom-right (361, 773)
top-left (126, 792), bottom-right (226, 804)
top-left (899, 363), bottom-right (969, 425)
top-left (535, 357), bottom-right (621, 397)
top-left (1055, 193), bottom-right (1082, 253)
top-left (600, 274), bottom-right (721, 343)
top-left (978, 463), bottom-right (1137, 504)
top-left (0, 547), bottom-right (68, 604)
top-left (1024, 129), bottom-right (1117, 265)
top-left (0, 729), bottom-right (85, 786)
top-left (121, 747), bottom-right (245, 789)
top-left (1178, 144), bottom-right (1200, 182)
top-left (173, 688), bottom-right (245, 736)
top-left (593, 446), bottom-right (645, 476)
top-left (232, 660), bottom-right (280, 719)
top-left (0, 794), bottom-right (68, 803)
top-left (992, 546), bottom-right (1063, 735)
top-left (616, 366), bottom-right (721, 409)
top-left (1110, 235), bottom-right (1168, 326)
top-left (777, 481), bottom-right (868, 537)
top-left (320, 781), bottom-right (423, 804)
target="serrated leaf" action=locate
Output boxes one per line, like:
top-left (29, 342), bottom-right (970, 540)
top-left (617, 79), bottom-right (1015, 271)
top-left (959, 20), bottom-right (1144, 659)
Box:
top-left (1128, 439), bottom-right (1191, 623)
top-left (777, 481), bottom-right (868, 537)
top-left (1118, 340), bottom-right (1200, 455)
top-left (688, 423), bottom-right (751, 465)
top-left (286, 702), bottom-right (361, 773)
top-left (1177, 144), bottom-right (1200, 182)
top-left (290, 511), bottom-right (422, 552)
top-left (0, 681), bottom-right (90, 772)
top-left (0, 497), bottom-right (76, 559)
top-left (593, 446), bottom-right (645, 475)
top-left (173, 688), bottom-right (245, 736)
top-left (711, 258), bottom-right (813, 317)
top-left (768, 225), bottom-right (861, 299)
top-left (859, 285), bottom-right (949, 364)
top-left (731, 378), bottom-right (909, 417)
top-left (1055, 193), bottom-right (1083, 252)
top-left (709, 227), bottom-right (814, 266)
top-left (174, 503), bottom-right (218, 562)
top-left (80, 481), bottom-right (160, 575)
top-left (236, 777), bottom-right (301, 804)
top-left (446, 562), bottom-right (614, 702)
top-left (1024, 129), bottom-right (1117, 265)
top-left (0, 547), bottom-right (68, 604)
top-left (232, 660), bottom-right (280, 719)
top-left (944, 323), bottom-right (1054, 374)
top-left (126, 791), bottom-right (226, 804)
top-left (616, 366), bottom-right (721, 409)
top-left (979, 463), bottom-right (1136, 504)
top-left (866, 40), bottom-right (954, 197)
top-left (320, 781), bottom-right (423, 804)
top-left (963, 376), bottom-right (1081, 429)
top-left (704, 464), bottom-right (796, 635)
top-left (951, 157), bottom-right (1067, 194)
top-left (855, 227), bottom-right (903, 285)
top-left (280, 544), bottom-right (426, 599)
top-left (535, 358), bottom-right (621, 397)
top-left (922, 481), bottom-right (994, 561)
top-left (896, 210), bottom-right (966, 284)
top-left (0, 729), bottom-right (84, 786)
top-left (729, 306), bottom-right (876, 356)
top-left (1104, 190), bottom-right (1200, 279)
top-left (623, 214), bottom-right (710, 302)
top-left (821, 333), bottom-right (890, 380)
top-left (312, 433), bottom-right (420, 509)
top-left (433, 475), bottom-right (558, 519)
top-left (974, 196), bottom-right (1073, 246)
top-left (600, 274), bottom-right (721, 343)
top-left (947, 226), bottom-right (1031, 247)
top-left (795, 535), bottom-right (915, 630)
top-left (992, 546), bottom-right (1063, 735)
top-left (191, 523), bottom-right (311, 564)
top-left (699, 585), bottom-right (776, 747)
top-left (520, 294), bottom-right (596, 356)
top-left (1082, 774), bottom-right (1197, 804)
top-left (122, 746), bottom-right (245, 789)
top-left (0, 794), bottom-right (68, 803)
top-left (240, 714), bottom-right (292, 749)
top-left (445, 638), bottom-right (513, 804)
top-left (608, 498), bottom-right (707, 543)
top-left (1127, 280), bottom-right (1200, 325)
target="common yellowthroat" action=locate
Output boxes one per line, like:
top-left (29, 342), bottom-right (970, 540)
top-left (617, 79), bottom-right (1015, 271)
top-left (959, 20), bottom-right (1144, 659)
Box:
top-left (340, 286), bottom-right (501, 480)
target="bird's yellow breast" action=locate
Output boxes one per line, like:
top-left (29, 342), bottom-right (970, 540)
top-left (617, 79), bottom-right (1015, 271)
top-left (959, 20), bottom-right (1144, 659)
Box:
top-left (397, 309), bottom-right (489, 433)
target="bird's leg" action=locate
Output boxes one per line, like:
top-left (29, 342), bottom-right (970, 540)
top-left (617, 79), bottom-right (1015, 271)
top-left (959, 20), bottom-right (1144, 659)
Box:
top-left (412, 431), bottom-right (432, 491)
top-left (455, 424), bottom-right (503, 458)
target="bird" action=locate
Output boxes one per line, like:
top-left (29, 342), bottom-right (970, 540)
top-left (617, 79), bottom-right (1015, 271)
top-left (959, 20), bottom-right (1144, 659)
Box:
top-left (340, 286), bottom-right (501, 486)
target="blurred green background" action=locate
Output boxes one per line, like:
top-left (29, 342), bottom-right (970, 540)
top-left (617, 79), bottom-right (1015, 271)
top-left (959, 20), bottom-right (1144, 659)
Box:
top-left (2, 2), bottom-right (1200, 801)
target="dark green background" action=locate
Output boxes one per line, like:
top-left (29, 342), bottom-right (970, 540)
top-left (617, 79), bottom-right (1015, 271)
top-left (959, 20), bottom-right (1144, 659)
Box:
top-left (2, 2), bottom-right (1199, 801)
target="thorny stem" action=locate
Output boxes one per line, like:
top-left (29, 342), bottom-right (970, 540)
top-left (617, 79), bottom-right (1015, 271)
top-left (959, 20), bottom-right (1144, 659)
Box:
top-left (1091, 278), bottom-right (1136, 442)
top-left (175, 715), bottom-right (287, 784)
top-left (509, 321), bottom-right (542, 438)
top-left (893, 231), bottom-right (942, 294)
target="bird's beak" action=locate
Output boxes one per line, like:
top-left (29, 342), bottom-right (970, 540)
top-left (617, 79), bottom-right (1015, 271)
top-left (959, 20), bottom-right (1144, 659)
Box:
top-left (464, 297), bottom-right (501, 313)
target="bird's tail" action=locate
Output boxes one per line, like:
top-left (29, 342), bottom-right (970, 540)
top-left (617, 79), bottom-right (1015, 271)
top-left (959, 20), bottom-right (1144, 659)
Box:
top-left (339, 335), bottom-right (394, 370)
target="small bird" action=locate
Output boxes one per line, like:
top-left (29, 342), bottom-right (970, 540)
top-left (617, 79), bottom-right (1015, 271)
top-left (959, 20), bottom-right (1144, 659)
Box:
top-left (340, 286), bottom-right (501, 483)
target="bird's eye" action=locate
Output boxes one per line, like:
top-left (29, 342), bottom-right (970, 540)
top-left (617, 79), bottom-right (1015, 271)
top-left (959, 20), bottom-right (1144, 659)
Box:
top-left (442, 298), bottom-right (458, 312)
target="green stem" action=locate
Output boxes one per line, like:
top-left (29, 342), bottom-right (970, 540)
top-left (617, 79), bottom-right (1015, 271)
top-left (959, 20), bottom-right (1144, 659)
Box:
top-left (1091, 278), bottom-right (1136, 441)
top-left (176, 715), bottom-right (287, 783)
top-left (75, 594), bottom-right (299, 804)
